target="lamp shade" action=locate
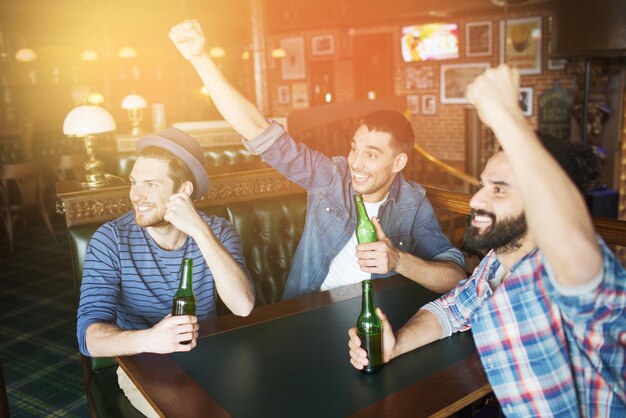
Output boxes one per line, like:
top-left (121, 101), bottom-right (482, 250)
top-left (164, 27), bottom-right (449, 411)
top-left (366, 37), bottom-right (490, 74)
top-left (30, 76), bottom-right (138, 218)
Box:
top-left (271, 48), bottom-right (287, 58)
top-left (118, 46), bottom-right (137, 59)
top-left (15, 47), bottom-right (37, 62)
top-left (86, 92), bottom-right (105, 105)
top-left (63, 104), bottom-right (116, 136)
top-left (209, 46), bottom-right (226, 58)
top-left (81, 49), bottom-right (100, 61)
top-left (121, 94), bottom-right (148, 109)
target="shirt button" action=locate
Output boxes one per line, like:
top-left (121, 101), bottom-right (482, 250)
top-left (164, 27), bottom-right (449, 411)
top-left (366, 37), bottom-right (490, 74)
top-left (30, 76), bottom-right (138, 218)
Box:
top-left (325, 207), bottom-right (330, 212)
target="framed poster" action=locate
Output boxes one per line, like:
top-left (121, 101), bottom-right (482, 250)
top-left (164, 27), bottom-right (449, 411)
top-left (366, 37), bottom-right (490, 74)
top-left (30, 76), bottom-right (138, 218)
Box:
top-left (405, 65), bottom-right (435, 90)
top-left (440, 63), bottom-right (490, 104)
top-left (500, 17), bottom-right (542, 75)
top-left (519, 87), bottom-right (533, 117)
top-left (422, 94), bottom-right (436, 115)
top-left (277, 85), bottom-right (290, 104)
top-left (291, 82), bottom-right (309, 109)
top-left (280, 37), bottom-right (306, 80)
top-left (465, 21), bottom-right (492, 57)
top-left (547, 40), bottom-right (567, 70)
top-left (407, 95), bottom-right (419, 115)
top-left (312, 35), bottom-right (334, 56)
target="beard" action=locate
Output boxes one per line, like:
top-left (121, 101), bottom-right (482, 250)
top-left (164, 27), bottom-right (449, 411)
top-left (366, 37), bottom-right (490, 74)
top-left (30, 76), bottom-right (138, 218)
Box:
top-left (134, 205), bottom-right (169, 228)
top-left (464, 209), bottom-right (528, 254)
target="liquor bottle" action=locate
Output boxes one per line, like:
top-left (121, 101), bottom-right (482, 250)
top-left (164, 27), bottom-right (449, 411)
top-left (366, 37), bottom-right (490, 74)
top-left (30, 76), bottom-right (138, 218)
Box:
top-left (354, 194), bottom-right (378, 244)
top-left (356, 279), bottom-right (383, 374)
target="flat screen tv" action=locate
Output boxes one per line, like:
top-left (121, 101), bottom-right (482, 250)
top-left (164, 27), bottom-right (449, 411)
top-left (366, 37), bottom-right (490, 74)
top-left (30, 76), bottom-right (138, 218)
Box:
top-left (401, 23), bottom-right (459, 62)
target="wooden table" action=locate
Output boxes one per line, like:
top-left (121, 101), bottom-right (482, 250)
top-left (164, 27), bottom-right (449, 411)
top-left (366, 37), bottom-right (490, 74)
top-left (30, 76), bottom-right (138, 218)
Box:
top-left (117, 277), bottom-right (491, 417)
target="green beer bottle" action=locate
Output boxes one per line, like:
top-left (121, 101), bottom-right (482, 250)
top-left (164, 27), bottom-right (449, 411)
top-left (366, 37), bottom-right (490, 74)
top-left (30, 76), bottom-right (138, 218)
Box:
top-left (172, 258), bottom-right (196, 344)
top-left (354, 194), bottom-right (377, 244)
top-left (356, 279), bottom-right (383, 374)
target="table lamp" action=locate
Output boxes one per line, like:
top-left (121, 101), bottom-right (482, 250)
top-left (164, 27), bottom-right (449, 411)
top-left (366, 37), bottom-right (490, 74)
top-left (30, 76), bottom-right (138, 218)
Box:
top-left (121, 93), bottom-right (147, 136)
top-left (63, 103), bottom-right (117, 188)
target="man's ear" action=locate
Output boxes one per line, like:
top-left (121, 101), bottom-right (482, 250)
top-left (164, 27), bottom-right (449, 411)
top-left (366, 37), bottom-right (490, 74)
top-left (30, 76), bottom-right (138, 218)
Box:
top-left (180, 180), bottom-right (194, 197)
top-left (393, 152), bottom-right (408, 173)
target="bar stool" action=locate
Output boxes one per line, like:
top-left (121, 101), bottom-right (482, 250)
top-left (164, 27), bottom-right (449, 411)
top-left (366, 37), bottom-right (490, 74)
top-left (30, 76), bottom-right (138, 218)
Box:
top-left (0, 162), bottom-right (56, 257)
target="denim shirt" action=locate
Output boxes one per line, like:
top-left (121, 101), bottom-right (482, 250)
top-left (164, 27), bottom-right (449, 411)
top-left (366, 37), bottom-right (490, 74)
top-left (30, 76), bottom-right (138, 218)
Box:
top-left (244, 121), bottom-right (464, 300)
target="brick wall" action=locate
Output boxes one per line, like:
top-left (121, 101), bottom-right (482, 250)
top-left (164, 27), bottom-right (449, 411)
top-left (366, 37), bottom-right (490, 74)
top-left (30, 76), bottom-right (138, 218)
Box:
top-left (266, 10), bottom-right (577, 164)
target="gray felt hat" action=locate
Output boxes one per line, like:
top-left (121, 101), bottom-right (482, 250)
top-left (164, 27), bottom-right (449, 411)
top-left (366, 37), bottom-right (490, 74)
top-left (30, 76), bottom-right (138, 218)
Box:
top-left (136, 128), bottom-right (208, 199)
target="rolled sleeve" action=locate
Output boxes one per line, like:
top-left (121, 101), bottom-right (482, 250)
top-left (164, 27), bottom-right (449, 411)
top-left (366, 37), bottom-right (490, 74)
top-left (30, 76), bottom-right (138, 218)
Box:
top-left (242, 120), bottom-right (285, 155)
top-left (421, 300), bottom-right (454, 338)
top-left (432, 247), bottom-right (465, 270)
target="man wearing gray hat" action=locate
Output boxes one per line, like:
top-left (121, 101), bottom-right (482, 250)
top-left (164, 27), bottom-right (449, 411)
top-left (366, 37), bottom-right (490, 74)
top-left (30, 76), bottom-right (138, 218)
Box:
top-left (76, 128), bottom-right (255, 416)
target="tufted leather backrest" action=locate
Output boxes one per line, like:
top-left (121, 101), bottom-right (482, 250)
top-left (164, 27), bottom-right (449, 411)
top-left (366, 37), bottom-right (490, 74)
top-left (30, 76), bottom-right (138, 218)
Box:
top-left (224, 193), bottom-right (306, 306)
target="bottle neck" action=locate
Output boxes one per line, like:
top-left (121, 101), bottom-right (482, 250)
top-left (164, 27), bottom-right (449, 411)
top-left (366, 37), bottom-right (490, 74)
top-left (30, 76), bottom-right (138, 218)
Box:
top-left (354, 194), bottom-right (369, 223)
top-left (361, 279), bottom-right (374, 312)
top-left (178, 258), bottom-right (193, 290)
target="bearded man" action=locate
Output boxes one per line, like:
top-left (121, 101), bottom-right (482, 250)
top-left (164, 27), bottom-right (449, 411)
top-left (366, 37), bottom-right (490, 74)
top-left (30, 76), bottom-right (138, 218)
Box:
top-left (348, 65), bottom-right (626, 417)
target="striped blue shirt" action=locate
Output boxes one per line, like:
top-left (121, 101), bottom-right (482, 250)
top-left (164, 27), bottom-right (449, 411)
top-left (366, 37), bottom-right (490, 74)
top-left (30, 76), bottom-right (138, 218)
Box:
top-left (76, 211), bottom-right (250, 356)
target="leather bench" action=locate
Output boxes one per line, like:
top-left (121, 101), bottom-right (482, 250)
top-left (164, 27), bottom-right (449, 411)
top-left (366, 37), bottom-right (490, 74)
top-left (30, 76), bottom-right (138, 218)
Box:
top-left (103, 146), bottom-right (263, 178)
top-left (68, 191), bottom-right (306, 417)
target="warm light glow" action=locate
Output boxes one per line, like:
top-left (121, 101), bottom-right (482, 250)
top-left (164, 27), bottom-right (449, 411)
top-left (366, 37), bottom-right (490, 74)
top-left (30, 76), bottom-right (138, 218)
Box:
top-left (86, 92), bottom-right (105, 105)
top-left (200, 86), bottom-right (210, 96)
top-left (324, 93), bottom-right (332, 103)
top-left (118, 46), bottom-right (137, 59)
top-left (367, 91), bottom-right (376, 100)
top-left (241, 50), bottom-right (250, 60)
top-left (121, 94), bottom-right (148, 109)
top-left (81, 49), bottom-right (100, 61)
top-left (209, 46), bottom-right (226, 58)
top-left (15, 48), bottom-right (37, 62)
top-left (63, 105), bottom-right (116, 136)
top-left (271, 48), bottom-right (287, 58)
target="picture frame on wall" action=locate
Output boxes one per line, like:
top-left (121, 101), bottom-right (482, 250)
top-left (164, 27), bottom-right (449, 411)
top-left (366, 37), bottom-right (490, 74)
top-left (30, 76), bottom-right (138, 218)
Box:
top-left (280, 37), bottom-right (306, 80)
top-left (440, 63), bottom-right (490, 104)
top-left (407, 94), bottom-right (419, 115)
top-left (311, 35), bottom-right (334, 56)
top-left (499, 17), bottom-right (542, 75)
top-left (277, 85), bottom-right (290, 105)
top-left (291, 82), bottom-right (309, 109)
top-left (547, 40), bottom-right (567, 70)
top-left (465, 21), bottom-right (492, 57)
top-left (422, 94), bottom-right (436, 115)
top-left (519, 87), bottom-right (533, 117)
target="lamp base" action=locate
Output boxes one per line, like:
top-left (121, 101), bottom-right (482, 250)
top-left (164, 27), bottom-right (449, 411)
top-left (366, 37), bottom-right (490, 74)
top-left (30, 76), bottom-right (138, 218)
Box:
top-left (80, 172), bottom-right (125, 189)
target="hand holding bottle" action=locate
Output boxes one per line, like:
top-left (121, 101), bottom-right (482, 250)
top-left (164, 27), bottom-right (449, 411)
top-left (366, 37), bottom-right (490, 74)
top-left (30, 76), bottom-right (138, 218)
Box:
top-left (356, 217), bottom-right (401, 274)
top-left (142, 314), bottom-right (199, 353)
top-left (348, 307), bottom-right (396, 371)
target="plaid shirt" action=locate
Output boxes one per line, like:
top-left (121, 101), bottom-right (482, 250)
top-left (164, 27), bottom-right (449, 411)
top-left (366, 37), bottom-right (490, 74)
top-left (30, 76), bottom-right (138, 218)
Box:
top-left (423, 239), bottom-right (626, 417)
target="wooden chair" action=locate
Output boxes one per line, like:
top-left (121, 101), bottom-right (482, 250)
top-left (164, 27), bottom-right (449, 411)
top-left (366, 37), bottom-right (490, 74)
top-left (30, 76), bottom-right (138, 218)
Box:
top-left (0, 162), bottom-right (56, 256)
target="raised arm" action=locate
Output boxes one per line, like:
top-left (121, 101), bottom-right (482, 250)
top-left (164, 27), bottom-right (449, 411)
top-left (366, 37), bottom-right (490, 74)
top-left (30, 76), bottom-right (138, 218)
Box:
top-left (169, 19), bottom-right (269, 139)
top-left (465, 65), bottom-right (601, 287)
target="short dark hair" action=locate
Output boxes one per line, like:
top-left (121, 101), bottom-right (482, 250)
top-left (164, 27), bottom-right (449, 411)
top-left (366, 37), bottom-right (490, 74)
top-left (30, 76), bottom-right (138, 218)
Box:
top-left (536, 131), bottom-right (601, 193)
top-left (136, 146), bottom-right (197, 192)
top-left (359, 110), bottom-right (415, 154)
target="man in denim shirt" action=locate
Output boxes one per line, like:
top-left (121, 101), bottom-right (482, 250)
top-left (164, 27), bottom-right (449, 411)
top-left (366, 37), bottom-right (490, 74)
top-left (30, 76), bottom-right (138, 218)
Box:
top-left (170, 20), bottom-right (466, 299)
